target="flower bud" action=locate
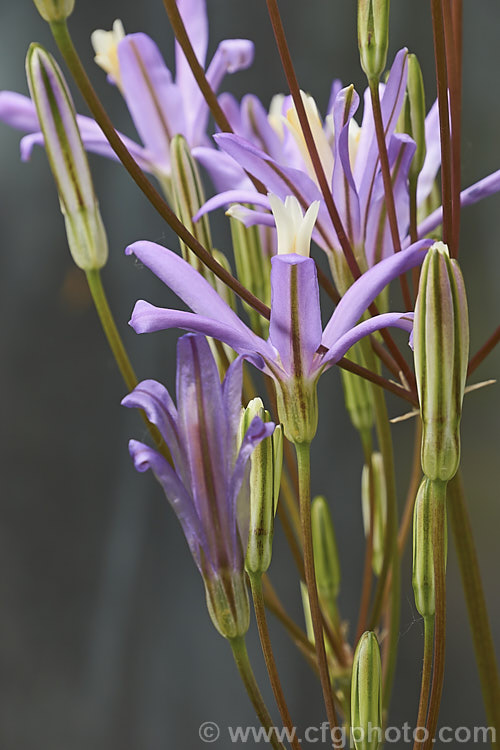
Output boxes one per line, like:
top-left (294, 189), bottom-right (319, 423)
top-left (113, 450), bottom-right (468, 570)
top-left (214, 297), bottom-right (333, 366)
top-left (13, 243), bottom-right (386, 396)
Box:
top-left (230, 212), bottom-right (271, 338)
top-left (312, 496), bottom-right (341, 621)
top-left (406, 54), bottom-right (427, 183)
top-left (204, 568), bottom-right (250, 639)
top-left (300, 582), bottom-right (315, 644)
top-left (357, 0), bottom-right (391, 81)
top-left (240, 399), bottom-right (283, 575)
top-left (351, 631), bottom-right (383, 750)
top-left (26, 44), bottom-right (108, 270)
top-left (341, 342), bottom-right (375, 436)
top-left (412, 478), bottom-right (448, 617)
top-left (361, 453), bottom-right (387, 576)
top-left (33, 0), bottom-right (74, 22)
top-left (413, 242), bottom-right (469, 481)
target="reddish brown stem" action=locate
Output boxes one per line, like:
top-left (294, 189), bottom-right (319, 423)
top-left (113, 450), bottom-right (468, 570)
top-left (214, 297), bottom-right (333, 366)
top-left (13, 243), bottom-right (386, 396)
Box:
top-left (443, 0), bottom-right (463, 259)
top-left (468, 324), bottom-right (500, 375)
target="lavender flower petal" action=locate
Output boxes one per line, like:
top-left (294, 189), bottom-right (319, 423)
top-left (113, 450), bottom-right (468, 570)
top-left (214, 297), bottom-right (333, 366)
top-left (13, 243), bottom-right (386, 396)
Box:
top-left (323, 312), bottom-right (414, 365)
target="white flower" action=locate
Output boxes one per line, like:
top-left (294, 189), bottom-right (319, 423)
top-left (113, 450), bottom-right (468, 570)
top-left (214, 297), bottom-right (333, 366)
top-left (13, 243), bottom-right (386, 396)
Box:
top-left (91, 20), bottom-right (126, 88)
top-left (268, 194), bottom-right (320, 257)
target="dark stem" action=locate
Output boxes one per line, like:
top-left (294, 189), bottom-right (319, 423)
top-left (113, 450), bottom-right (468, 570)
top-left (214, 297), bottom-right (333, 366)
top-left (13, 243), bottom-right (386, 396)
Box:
top-left (337, 357), bottom-right (418, 406)
top-left (250, 575), bottom-right (303, 750)
top-left (467, 324), bottom-right (500, 376)
top-left (49, 21), bottom-right (270, 320)
top-left (430, 0), bottom-right (453, 248)
top-left (295, 442), bottom-right (339, 730)
top-left (368, 80), bottom-right (413, 311)
top-left (443, 0), bottom-right (463, 259)
top-left (229, 637), bottom-right (286, 750)
top-left (448, 473), bottom-right (500, 734)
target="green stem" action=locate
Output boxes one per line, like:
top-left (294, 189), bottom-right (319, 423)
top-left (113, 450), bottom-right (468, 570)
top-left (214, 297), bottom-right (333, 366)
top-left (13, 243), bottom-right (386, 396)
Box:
top-left (250, 575), bottom-right (303, 750)
top-left (448, 472), bottom-right (500, 736)
top-left (86, 270), bottom-right (169, 460)
top-left (295, 442), bottom-right (339, 730)
top-left (86, 270), bottom-right (137, 392)
top-left (49, 21), bottom-right (270, 321)
top-left (365, 350), bottom-right (401, 713)
top-left (423, 481), bottom-right (447, 749)
top-left (229, 637), bottom-right (286, 750)
top-left (413, 616), bottom-right (435, 750)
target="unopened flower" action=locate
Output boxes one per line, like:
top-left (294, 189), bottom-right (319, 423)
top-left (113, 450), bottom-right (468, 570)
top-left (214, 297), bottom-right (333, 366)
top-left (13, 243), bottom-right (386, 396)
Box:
top-left (122, 334), bottom-right (274, 639)
top-left (357, 0), bottom-right (391, 81)
top-left (32, 0), bottom-right (74, 22)
top-left (351, 631), bottom-right (383, 750)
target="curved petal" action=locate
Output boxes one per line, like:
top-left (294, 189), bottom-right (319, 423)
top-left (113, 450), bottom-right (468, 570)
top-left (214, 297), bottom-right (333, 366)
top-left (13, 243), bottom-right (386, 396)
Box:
top-left (129, 303), bottom-right (269, 369)
top-left (323, 312), bottom-right (414, 365)
top-left (417, 99), bottom-right (441, 205)
top-left (240, 94), bottom-right (284, 160)
top-left (222, 356), bottom-right (245, 466)
top-left (331, 85), bottom-right (362, 249)
top-left (194, 189), bottom-right (270, 221)
top-left (193, 145), bottom-right (252, 193)
top-left (128, 439), bottom-right (205, 568)
top-left (175, 0), bottom-right (209, 105)
top-left (322, 239), bottom-right (431, 348)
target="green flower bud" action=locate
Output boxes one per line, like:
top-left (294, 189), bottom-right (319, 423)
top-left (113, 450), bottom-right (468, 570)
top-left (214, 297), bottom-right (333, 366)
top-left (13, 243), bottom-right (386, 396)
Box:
top-left (230, 210), bottom-right (271, 339)
top-left (33, 0), bottom-right (74, 22)
top-left (351, 631), bottom-right (383, 750)
top-left (412, 478), bottom-right (448, 617)
top-left (26, 44), bottom-right (108, 270)
top-left (413, 242), bottom-right (469, 481)
top-left (300, 582), bottom-right (315, 644)
top-left (311, 496), bottom-right (341, 621)
top-left (361, 453), bottom-right (387, 576)
top-left (204, 568), bottom-right (250, 639)
top-left (240, 398), bottom-right (283, 575)
top-left (341, 341), bottom-right (375, 436)
top-left (406, 54), bottom-right (427, 183)
top-left (357, 0), bottom-right (391, 81)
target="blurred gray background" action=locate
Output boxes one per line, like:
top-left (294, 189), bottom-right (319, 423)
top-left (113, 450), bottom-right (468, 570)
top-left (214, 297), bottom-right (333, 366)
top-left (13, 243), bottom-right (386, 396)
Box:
top-left (0, 1), bottom-right (499, 748)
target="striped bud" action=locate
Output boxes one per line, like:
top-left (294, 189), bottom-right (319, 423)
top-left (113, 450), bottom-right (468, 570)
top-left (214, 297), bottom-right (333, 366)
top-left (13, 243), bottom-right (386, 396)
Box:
top-left (406, 54), bottom-right (427, 183)
top-left (361, 453), bottom-right (387, 576)
top-left (351, 632), bottom-right (383, 750)
top-left (241, 399), bottom-right (283, 575)
top-left (412, 478), bottom-right (448, 617)
top-left (413, 242), bottom-right (469, 481)
top-left (33, 0), bottom-right (74, 22)
top-left (357, 0), bottom-right (391, 81)
top-left (312, 496), bottom-right (341, 622)
top-left (26, 45), bottom-right (108, 270)
top-left (341, 341), bottom-right (375, 436)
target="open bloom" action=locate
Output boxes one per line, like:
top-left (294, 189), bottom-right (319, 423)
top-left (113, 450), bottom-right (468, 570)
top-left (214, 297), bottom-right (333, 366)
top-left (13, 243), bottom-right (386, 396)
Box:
top-left (0, 0), bottom-right (253, 180)
top-left (122, 334), bottom-right (274, 638)
top-left (127, 196), bottom-right (432, 442)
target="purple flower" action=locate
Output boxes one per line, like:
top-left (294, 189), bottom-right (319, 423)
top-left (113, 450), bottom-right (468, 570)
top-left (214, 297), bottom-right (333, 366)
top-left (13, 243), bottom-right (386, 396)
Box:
top-left (0, 0), bottom-right (253, 180)
top-left (125, 227), bottom-right (432, 442)
top-left (122, 333), bottom-right (273, 638)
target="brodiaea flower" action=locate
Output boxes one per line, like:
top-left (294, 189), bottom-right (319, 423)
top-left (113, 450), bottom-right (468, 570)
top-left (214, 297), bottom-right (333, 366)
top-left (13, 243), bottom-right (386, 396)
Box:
top-left (122, 333), bottom-right (274, 639)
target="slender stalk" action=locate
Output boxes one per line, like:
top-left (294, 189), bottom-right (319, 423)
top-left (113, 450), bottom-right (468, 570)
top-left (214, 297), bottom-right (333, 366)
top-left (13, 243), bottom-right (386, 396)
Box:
top-left (412, 617), bottom-right (435, 750)
top-left (398, 418), bottom-right (423, 555)
top-left (49, 21), bottom-right (270, 321)
top-left (368, 80), bottom-right (413, 311)
top-left (423, 484), bottom-right (447, 750)
top-left (355, 433), bottom-right (375, 641)
top-left (448, 473), bottom-right (500, 734)
top-left (229, 637), bottom-right (286, 750)
top-left (337, 357), bottom-right (418, 406)
top-left (250, 575), bottom-right (303, 750)
top-left (430, 0), bottom-right (453, 247)
top-left (467, 324), bottom-right (500, 376)
top-left (443, 0), bottom-right (463, 259)
top-left (364, 346), bottom-right (400, 712)
top-left (295, 442), bottom-right (339, 730)
top-left (86, 270), bottom-right (170, 461)
top-left (262, 576), bottom-right (315, 657)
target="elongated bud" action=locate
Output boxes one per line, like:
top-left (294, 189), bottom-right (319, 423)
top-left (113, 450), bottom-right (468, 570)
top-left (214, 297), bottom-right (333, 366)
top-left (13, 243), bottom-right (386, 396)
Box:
top-left (357, 0), bottom-right (391, 81)
top-left (351, 632), bottom-right (383, 750)
top-left (33, 0), bottom-right (74, 22)
top-left (413, 242), bottom-right (469, 481)
top-left (230, 213), bottom-right (271, 338)
top-left (300, 582), bottom-right (315, 644)
top-left (406, 54), bottom-right (426, 183)
top-left (361, 453), bottom-right (387, 576)
top-left (341, 341), bottom-right (374, 436)
top-left (312, 496), bottom-right (341, 621)
top-left (204, 568), bottom-right (250, 639)
top-left (412, 478), bottom-right (448, 617)
top-left (241, 399), bottom-right (283, 575)
top-left (26, 45), bottom-right (108, 270)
